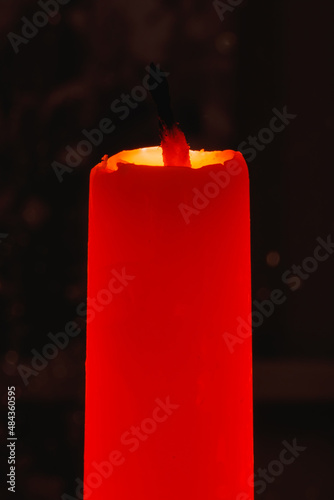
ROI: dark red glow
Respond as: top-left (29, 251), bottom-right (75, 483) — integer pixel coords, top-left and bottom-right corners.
top-left (160, 124), bottom-right (192, 167)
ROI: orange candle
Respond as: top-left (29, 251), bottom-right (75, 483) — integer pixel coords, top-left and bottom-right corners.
top-left (84, 137), bottom-right (253, 499)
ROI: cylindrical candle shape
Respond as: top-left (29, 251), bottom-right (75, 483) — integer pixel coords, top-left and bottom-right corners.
top-left (84, 147), bottom-right (253, 500)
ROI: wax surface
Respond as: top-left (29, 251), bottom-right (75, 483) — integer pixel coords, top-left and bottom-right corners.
top-left (84, 147), bottom-right (253, 500)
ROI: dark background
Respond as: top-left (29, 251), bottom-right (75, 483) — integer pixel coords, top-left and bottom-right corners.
top-left (1, 0), bottom-right (334, 498)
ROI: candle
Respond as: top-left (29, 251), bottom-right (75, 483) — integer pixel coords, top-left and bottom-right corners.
top-left (83, 124), bottom-right (253, 498)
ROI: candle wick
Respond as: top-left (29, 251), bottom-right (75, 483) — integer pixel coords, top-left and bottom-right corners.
top-left (148, 63), bottom-right (175, 131)
top-left (149, 63), bottom-right (192, 168)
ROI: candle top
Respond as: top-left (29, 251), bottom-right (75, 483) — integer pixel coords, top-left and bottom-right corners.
top-left (96, 147), bottom-right (237, 172)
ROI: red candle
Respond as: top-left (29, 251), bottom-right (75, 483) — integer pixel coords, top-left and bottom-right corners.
top-left (84, 132), bottom-right (253, 499)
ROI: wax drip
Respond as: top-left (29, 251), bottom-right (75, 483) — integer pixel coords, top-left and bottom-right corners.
top-left (149, 63), bottom-right (192, 167)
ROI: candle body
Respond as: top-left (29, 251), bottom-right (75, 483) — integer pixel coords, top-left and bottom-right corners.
top-left (84, 150), bottom-right (253, 499)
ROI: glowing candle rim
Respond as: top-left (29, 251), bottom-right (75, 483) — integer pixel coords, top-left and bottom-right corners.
top-left (95, 146), bottom-right (243, 172)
